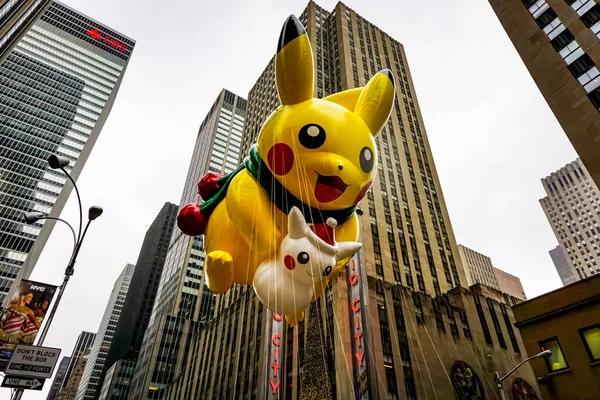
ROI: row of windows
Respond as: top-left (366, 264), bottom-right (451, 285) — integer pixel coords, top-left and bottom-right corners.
top-left (41, 4), bottom-right (133, 61)
top-left (540, 324), bottom-right (600, 372)
top-left (0, 157), bottom-right (66, 188)
top-left (523, 0), bottom-right (600, 109)
top-left (28, 24), bottom-right (124, 77)
top-left (23, 40), bottom-right (121, 90)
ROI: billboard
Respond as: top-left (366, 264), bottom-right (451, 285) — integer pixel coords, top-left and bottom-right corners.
top-left (0, 280), bottom-right (57, 370)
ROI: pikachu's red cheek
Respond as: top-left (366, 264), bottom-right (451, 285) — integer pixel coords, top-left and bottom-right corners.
top-left (267, 143), bottom-right (294, 175)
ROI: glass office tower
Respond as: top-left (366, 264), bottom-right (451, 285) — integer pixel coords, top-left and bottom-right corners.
top-left (0, 1), bottom-right (135, 302)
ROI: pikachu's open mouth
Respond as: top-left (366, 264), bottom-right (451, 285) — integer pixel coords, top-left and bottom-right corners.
top-left (315, 173), bottom-right (348, 203)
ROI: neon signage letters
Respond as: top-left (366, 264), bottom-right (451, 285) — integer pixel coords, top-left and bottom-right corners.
top-left (269, 313), bottom-right (283, 397)
top-left (86, 29), bottom-right (127, 52)
top-left (348, 257), bottom-right (369, 398)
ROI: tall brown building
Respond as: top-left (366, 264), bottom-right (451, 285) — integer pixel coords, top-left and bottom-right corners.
top-left (164, 2), bottom-right (542, 399)
top-left (489, 0), bottom-right (600, 187)
top-left (57, 349), bottom-right (91, 400)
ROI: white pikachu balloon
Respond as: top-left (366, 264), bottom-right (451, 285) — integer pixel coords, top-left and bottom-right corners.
top-left (253, 206), bottom-right (362, 317)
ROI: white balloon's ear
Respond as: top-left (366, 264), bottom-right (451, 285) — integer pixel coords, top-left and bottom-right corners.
top-left (288, 207), bottom-right (307, 239)
top-left (335, 242), bottom-right (362, 260)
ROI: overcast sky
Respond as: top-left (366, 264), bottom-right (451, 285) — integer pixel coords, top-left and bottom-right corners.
top-left (5, 0), bottom-right (579, 398)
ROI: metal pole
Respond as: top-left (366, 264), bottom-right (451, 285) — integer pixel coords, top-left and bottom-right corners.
top-left (60, 166), bottom-right (83, 242)
top-left (11, 219), bottom-right (92, 400)
top-left (33, 275), bottom-right (70, 347)
top-left (494, 351), bottom-right (550, 400)
top-left (494, 371), bottom-right (507, 400)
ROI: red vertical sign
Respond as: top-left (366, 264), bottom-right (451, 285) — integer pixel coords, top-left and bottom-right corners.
top-left (347, 257), bottom-right (369, 398)
top-left (268, 313), bottom-right (284, 398)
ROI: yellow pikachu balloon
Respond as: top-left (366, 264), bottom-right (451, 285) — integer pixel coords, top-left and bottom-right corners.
top-left (177, 14), bottom-right (396, 324)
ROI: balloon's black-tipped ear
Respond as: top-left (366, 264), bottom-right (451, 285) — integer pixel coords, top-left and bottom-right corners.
top-left (276, 15), bottom-right (314, 105)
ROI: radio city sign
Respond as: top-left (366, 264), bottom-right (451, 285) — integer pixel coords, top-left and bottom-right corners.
top-left (347, 257), bottom-right (369, 399)
top-left (268, 313), bottom-right (283, 398)
top-left (86, 29), bottom-right (127, 52)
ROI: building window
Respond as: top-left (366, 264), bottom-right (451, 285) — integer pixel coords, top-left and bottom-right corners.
top-left (539, 338), bottom-right (569, 372)
top-left (550, 29), bottom-right (574, 51)
top-left (486, 299), bottom-right (507, 349)
top-left (536, 8), bottom-right (558, 29)
top-left (581, 4), bottom-right (600, 27)
top-left (587, 85), bottom-right (600, 108)
top-left (579, 324), bottom-right (600, 361)
top-left (473, 294), bottom-right (493, 345)
top-left (567, 53), bottom-right (596, 78)
top-left (500, 304), bottom-right (520, 353)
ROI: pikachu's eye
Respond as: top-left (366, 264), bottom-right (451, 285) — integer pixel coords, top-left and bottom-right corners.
top-left (299, 124), bottom-right (326, 149)
top-left (360, 147), bottom-right (374, 173)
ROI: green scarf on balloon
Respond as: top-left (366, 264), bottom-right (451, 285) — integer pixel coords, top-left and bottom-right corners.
top-left (199, 145), bottom-right (357, 224)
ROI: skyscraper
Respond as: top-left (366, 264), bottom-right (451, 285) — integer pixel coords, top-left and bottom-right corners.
top-left (458, 244), bottom-right (501, 289)
top-left (47, 356), bottom-right (71, 400)
top-left (0, 0), bottom-right (51, 62)
top-left (97, 360), bottom-right (135, 400)
top-left (540, 158), bottom-right (600, 282)
top-left (100, 202), bottom-right (178, 398)
top-left (242, 3), bottom-right (466, 296)
top-left (58, 348), bottom-right (91, 400)
top-left (493, 267), bottom-right (527, 301)
top-left (458, 244), bottom-right (526, 301)
top-left (166, 2), bottom-right (540, 399)
top-left (0, 0), bottom-right (135, 303)
top-left (129, 89), bottom-right (246, 399)
top-left (488, 0), bottom-right (600, 186)
top-left (549, 245), bottom-right (578, 285)
top-left (59, 331), bottom-right (96, 396)
top-left (75, 264), bottom-right (134, 400)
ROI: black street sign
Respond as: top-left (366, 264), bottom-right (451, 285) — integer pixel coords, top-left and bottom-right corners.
top-left (1, 375), bottom-right (45, 391)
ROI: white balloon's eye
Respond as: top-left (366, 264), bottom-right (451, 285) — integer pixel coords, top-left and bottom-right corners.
top-left (297, 252), bottom-right (310, 264)
top-left (323, 265), bottom-right (333, 276)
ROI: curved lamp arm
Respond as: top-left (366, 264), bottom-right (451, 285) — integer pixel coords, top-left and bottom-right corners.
top-left (32, 216), bottom-right (77, 257)
top-left (500, 350), bottom-right (552, 383)
top-left (47, 155), bottom-right (83, 242)
top-left (60, 168), bottom-right (83, 242)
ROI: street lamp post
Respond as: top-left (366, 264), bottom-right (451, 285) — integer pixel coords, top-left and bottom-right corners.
top-left (10, 155), bottom-right (102, 400)
top-left (494, 349), bottom-right (552, 400)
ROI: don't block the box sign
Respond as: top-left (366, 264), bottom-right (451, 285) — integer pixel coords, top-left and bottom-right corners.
top-left (6, 345), bottom-right (61, 379)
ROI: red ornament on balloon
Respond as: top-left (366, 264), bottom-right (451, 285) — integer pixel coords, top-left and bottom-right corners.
top-left (198, 172), bottom-right (222, 200)
top-left (177, 203), bottom-right (207, 236)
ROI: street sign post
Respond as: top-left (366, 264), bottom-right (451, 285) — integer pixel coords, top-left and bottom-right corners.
top-left (1, 375), bottom-right (45, 391)
top-left (5, 344), bottom-right (61, 379)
